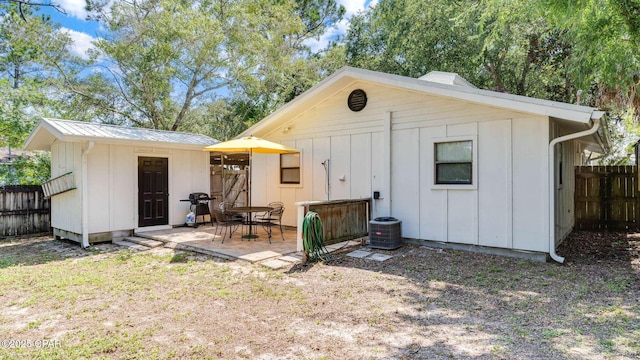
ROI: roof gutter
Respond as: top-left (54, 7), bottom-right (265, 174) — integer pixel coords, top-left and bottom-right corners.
top-left (81, 141), bottom-right (95, 249)
top-left (548, 114), bottom-right (603, 263)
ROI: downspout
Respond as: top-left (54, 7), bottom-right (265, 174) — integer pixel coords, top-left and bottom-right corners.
top-left (81, 141), bottom-right (95, 249)
top-left (548, 115), bottom-right (602, 263)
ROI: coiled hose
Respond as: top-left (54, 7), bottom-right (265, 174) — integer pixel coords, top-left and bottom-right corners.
top-left (302, 211), bottom-right (330, 262)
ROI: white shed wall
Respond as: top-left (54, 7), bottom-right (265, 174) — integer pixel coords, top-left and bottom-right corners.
top-left (250, 81), bottom-right (552, 253)
top-left (51, 141), bottom-right (209, 236)
top-left (50, 140), bottom-right (83, 234)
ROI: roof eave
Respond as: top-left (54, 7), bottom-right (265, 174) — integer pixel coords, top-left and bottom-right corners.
top-left (240, 67), bottom-right (599, 138)
top-left (54, 135), bottom-right (212, 150)
top-left (25, 118), bottom-right (217, 151)
top-left (23, 119), bottom-right (64, 151)
top-left (594, 112), bottom-right (612, 153)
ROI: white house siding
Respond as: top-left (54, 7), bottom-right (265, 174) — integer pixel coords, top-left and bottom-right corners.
top-left (311, 137), bottom-right (330, 201)
top-left (478, 120), bottom-right (512, 248)
top-left (87, 143), bottom-right (112, 233)
top-left (251, 81), bottom-right (553, 252)
top-left (169, 147), bottom-right (210, 226)
top-left (328, 135), bottom-right (349, 200)
top-left (550, 120), bottom-right (582, 246)
top-left (392, 128), bottom-right (420, 238)
top-left (110, 145), bottom-right (136, 231)
top-left (511, 117), bottom-right (550, 252)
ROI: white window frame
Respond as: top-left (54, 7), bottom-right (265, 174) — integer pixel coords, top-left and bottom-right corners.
top-left (430, 135), bottom-right (478, 190)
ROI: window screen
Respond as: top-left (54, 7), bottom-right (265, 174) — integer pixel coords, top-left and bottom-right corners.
top-left (435, 140), bottom-right (472, 184)
top-left (280, 153), bottom-right (300, 184)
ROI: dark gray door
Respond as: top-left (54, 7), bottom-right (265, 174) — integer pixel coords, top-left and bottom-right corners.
top-left (138, 157), bottom-right (169, 227)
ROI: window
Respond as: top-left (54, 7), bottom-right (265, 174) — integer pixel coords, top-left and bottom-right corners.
top-left (280, 152), bottom-right (300, 184)
top-left (435, 140), bottom-right (473, 185)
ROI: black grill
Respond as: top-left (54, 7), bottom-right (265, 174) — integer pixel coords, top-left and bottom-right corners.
top-left (188, 192), bottom-right (212, 224)
top-left (188, 192), bottom-right (210, 205)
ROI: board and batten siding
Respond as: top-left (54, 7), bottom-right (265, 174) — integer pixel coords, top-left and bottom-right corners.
top-left (50, 141), bottom-right (209, 236)
top-left (50, 140), bottom-right (83, 235)
top-left (250, 81), bottom-right (552, 253)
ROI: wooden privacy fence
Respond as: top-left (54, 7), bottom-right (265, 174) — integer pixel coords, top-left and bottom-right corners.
top-left (0, 185), bottom-right (51, 237)
top-left (575, 166), bottom-right (638, 230)
top-left (300, 198), bottom-right (371, 246)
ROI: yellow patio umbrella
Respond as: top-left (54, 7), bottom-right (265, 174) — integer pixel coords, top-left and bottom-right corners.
top-left (204, 136), bottom-right (298, 207)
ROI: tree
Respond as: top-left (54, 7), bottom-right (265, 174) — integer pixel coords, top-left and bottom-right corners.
top-left (0, 152), bottom-right (50, 185)
top-left (0, 4), bottom-right (71, 147)
top-left (0, 4), bottom-right (74, 184)
top-left (0, 0), bottom-right (65, 19)
top-left (345, 0), bottom-right (486, 84)
top-left (345, 0), bottom-right (578, 102)
top-left (538, 0), bottom-right (640, 163)
top-left (226, 0), bottom-right (346, 125)
top-left (65, 0), bottom-right (345, 133)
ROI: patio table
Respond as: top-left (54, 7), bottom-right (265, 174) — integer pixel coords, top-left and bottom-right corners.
top-left (228, 206), bottom-right (273, 239)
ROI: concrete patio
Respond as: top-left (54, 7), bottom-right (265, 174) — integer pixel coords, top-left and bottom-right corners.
top-left (126, 223), bottom-right (364, 268)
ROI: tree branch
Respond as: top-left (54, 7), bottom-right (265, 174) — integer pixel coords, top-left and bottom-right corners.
top-left (0, 0), bottom-right (67, 16)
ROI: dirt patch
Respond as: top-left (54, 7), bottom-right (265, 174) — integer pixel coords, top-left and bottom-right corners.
top-left (558, 230), bottom-right (640, 266)
top-left (0, 233), bottom-right (638, 359)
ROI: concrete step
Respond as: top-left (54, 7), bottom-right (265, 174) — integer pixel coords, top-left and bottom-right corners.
top-left (124, 236), bottom-right (164, 248)
top-left (113, 239), bottom-right (151, 251)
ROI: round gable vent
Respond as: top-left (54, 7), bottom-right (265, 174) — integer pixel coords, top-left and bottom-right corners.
top-left (347, 89), bottom-right (367, 112)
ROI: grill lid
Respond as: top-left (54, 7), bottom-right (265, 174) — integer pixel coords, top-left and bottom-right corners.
top-left (188, 192), bottom-right (209, 204)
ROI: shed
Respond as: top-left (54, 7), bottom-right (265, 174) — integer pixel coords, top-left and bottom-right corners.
top-left (238, 67), bottom-right (610, 262)
top-left (24, 118), bottom-right (217, 247)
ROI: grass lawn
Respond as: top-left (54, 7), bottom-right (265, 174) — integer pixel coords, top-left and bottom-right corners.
top-left (0, 232), bottom-right (638, 359)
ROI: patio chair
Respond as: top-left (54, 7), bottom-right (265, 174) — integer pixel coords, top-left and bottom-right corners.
top-left (253, 201), bottom-right (283, 233)
top-left (255, 205), bottom-right (285, 243)
top-left (254, 202), bottom-right (283, 221)
top-left (220, 201), bottom-right (244, 221)
top-left (212, 209), bottom-right (242, 243)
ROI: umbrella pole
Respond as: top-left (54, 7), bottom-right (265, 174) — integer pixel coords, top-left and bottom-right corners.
top-left (221, 153), bottom-right (225, 205)
top-left (249, 149), bottom-right (252, 208)
top-left (242, 149), bottom-right (258, 239)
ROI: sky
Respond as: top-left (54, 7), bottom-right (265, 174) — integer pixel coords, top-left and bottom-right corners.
top-left (42, 0), bottom-right (378, 60)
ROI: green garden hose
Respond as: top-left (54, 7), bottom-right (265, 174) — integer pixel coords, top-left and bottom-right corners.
top-left (302, 211), bottom-right (330, 262)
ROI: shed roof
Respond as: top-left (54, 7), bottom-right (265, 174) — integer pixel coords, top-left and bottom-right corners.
top-left (24, 118), bottom-right (218, 151)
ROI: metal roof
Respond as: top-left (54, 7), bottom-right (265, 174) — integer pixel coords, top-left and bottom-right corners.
top-left (25, 118), bottom-right (219, 150)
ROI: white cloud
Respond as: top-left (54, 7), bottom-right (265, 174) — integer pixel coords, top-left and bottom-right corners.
top-left (338, 0), bottom-right (369, 17)
top-left (55, 0), bottom-right (89, 20)
top-left (304, 19), bottom-right (350, 52)
top-left (304, 0), bottom-right (377, 52)
top-left (60, 28), bottom-right (96, 60)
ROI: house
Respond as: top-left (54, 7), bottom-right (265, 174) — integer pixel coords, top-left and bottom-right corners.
top-left (24, 118), bottom-right (217, 247)
top-left (0, 147), bottom-right (32, 164)
top-left (238, 67), bottom-right (609, 262)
